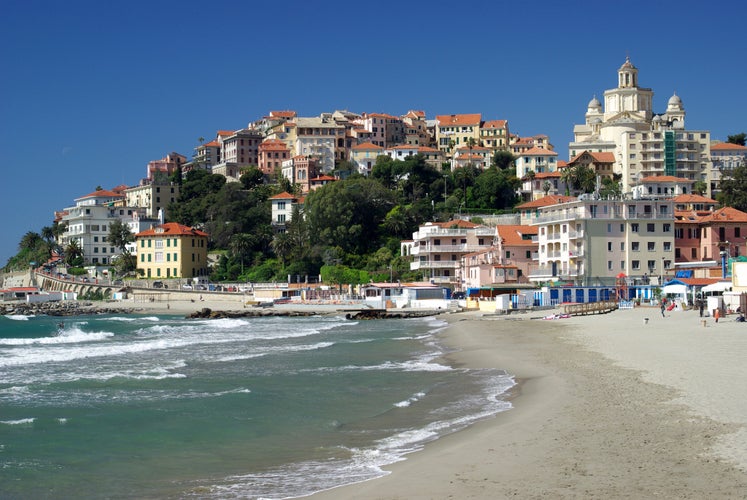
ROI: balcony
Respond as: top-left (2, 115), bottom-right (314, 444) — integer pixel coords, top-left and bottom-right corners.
top-left (410, 260), bottom-right (460, 271)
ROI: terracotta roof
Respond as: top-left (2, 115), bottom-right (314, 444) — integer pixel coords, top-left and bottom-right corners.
top-left (711, 142), bottom-right (747, 151)
top-left (675, 277), bottom-right (723, 286)
top-left (557, 160), bottom-right (568, 168)
top-left (202, 140), bottom-right (220, 147)
top-left (520, 146), bottom-right (558, 156)
top-left (311, 175), bottom-right (337, 181)
top-left (136, 222), bottom-right (208, 238)
top-left (405, 110), bottom-right (426, 118)
top-left (270, 110), bottom-right (297, 118)
top-left (640, 175), bottom-right (693, 184)
top-left (76, 189), bottom-right (125, 200)
top-left (352, 142), bottom-right (385, 150)
top-left (436, 114), bottom-right (481, 126)
top-left (482, 119), bottom-right (507, 129)
top-left (259, 139), bottom-right (289, 151)
top-left (418, 146), bottom-right (441, 153)
top-left (672, 193), bottom-right (717, 204)
top-left (567, 150), bottom-right (614, 164)
top-left (699, 206), bottom-right (747, 223)
top-left (388, 144), bottom-right (418, 150)
top-left (456, 145), bottom-right (490, 152)
top-left (496, 225), bottom-right (538, 246)
top-left (269, 192), bottom-right (296, 200)
top-left (217, 130), bottom-right (234, 137)
top-left (534, 171), bottom-right (561, 179)
top-left (516, 194), bottom-right (576, 209)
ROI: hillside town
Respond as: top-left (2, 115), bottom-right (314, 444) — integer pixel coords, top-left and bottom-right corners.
top-left (5, 57), bottom-right (747, 312)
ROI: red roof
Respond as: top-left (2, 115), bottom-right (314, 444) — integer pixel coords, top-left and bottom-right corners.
top-left (711, 142), bottom-right (747, 152)
top-left (270, 110), bottom-right (297, 118)
top-left (496, 225), bottom-right (538, 246)
top-left (699, 206), bottom-right (747, 223)
top-left (76, 189), bottom-right (125, 200)
top-left (482, 119), bottom-right (507, 129)
top-left (136, 222), bottom-right (208, 238)
top-left (436, 114), bottom-right (481, 126)
top-left (640, 175), bottom-right (693, 184)
top-left (672, 193), bottom-right (717, 204)
top-left (352, 142), bottom-right (384, 150)
top-left (269, 192), bottom-right (296, 200)
top-left (520, 146), bottom-right (558, 156)
top-left (516, 194), bottom-right (576, 209)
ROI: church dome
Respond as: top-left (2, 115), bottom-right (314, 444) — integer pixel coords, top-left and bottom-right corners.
top-left (587, 96), bottom-right (602, 109)
top-left (668, 93), bottom-right (682, 106)
top-left (619, 56), bottom-right (636, 71)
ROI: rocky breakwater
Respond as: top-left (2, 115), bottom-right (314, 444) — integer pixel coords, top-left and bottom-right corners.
top-left (186, 307), bottom-right (319, 319)
top-left (1, 301), bottom-right (138, 317)
top-left (344, 309), bottom-right (445, 320)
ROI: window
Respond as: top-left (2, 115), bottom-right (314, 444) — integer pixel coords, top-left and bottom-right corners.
top-left (692, 248), bottom-right (697, 259)
top-left (647, 224), bottom-right (655, 232)
top-left (631, 223), bottom-right (639, 233)
top-left (647, 260), bottom-right (656, 270)
top-left (632, 260), bottom-right (640, 270)
top-left (620, 242), bottom-right (624, 251)
top-left (608, 242), bottom-right (612, 252)
top-left (620, 261), bottom-right (625, 269)
top-left (632, 242), bottom-right (639, 251)
top-left (736, 227), bottom-right (742, 238)
top-left (663, 224), bottom-right (671, 233)
top-left (664, 242), bottom-right (671, 252)
top-left (648, 242), bottom-right (655, 251)
top-left (608, 261), bottom-right (613, 270)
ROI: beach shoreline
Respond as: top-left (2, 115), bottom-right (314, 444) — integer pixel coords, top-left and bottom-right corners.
top-left (309, 306), bottom-right (747, 499)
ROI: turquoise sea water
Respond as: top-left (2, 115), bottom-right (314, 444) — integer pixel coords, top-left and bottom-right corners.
top-left (0, 313), bottom-right (513, 499)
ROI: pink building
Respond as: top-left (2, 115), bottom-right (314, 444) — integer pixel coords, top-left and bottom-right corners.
top-left (259, 139), bottom-right (291, 175)
top-left (146, 152), bottom-right (186, 181)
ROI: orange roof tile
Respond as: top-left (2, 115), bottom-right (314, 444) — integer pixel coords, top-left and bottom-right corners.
top-left (136, 222), bottom-right (208, 238)
top-left (432, 219), bottom-right (483, 229)
top-left (482, 119), bottom-right (507, 128)
top-left (76, 189), bottom-right (125, 200)
top-left (270, 110), bottom-right (297, 118)
top-left (496, 225), bottom-right (538, 246)
top-left (259, 139), bottom-right (289, 151)
top-left (269, 192), bottom-right (297, 200)
top-left (640, 175), bottom-right (693, 184)
top-left (520, 146), bottom-right (558, 156)
top-left (516, 194), bottom-right (576, 209)
top-left (217, 130), bottom-right (234, 137)
top-left (418, 146), bottom-right (441, 153)
top-left (436, 114), bottom-right (481, 126)
top-left (711, 142), bottom-right (747, 151)
top-left (699, 206), bottom-right (747, 223)
top-left (672, 193), bottom-right (717, 204)
top-left (352, 142), bottom-right (385, 150)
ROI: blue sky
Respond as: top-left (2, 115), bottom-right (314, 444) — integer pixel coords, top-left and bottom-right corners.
top-left (1, 0), bottom-right (745, 265)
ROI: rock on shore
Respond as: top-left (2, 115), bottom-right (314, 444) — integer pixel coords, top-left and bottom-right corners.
top-left (1, 301), bottom-right (138, 316)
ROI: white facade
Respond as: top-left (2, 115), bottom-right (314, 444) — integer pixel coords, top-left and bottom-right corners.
top-left (124, 183), bottom-right (179, 218)
top-left (569, 57), bottom-right (713, 195)
top-left (61, 191), bottom-right (145, 266)
top-left (530, 198), bottom-right (675, 285)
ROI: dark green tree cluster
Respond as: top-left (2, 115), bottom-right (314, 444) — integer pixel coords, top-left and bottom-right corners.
top-left (3, 222), bottom-right (66, 271)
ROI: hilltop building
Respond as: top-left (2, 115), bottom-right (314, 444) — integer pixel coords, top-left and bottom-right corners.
top-left (569, 57), bottom-right (712, 195)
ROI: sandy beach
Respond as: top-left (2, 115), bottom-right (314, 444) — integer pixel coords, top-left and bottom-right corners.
top-left (307, 305), bottom-right (747, 499)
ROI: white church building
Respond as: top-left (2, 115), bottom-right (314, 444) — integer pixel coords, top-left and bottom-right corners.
top-left (569, 57), bottom-right (712, 196)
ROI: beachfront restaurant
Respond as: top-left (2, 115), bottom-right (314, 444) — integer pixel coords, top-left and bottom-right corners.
top-left (361, 282), bottom-right (450, 309)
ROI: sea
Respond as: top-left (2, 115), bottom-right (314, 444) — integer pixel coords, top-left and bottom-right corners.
top-left (0, 312), bottom-right (514, 499)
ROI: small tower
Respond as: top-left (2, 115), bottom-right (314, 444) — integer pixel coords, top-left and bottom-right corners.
top-left (618, 56), bottom-right (638, 88)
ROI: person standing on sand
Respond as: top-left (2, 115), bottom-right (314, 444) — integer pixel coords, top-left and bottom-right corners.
top-left (699, 300), bottom-right (704, 317)
top-left (660, 300), bottom-right (666, 317)
top-left (714, 308), bottom-right (720, 323)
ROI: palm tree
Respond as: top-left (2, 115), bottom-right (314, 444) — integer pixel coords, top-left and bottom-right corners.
top-left (19, 231), bottom-right (43, 251)
top-left (64, 239), bottom-right (84, 267)
top-left (465, 137), bottom-right (477, 168)
top-left (271, 232), bottom-right (293, 267)
top-left (542, 180), bottom-right (552, 196)
top-left (230, 233), bottom-right (254, 275)
top-left (525, 170), bottom-right (536, 198)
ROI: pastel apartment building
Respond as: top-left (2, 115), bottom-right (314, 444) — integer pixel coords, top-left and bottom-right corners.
top-left (135, 222), bottom-right (208, 279)
top-left (124, 182), bottom-right (180, 219)
top-left (675, 206), bottom-right (747, 264)
top-left (60, 189), bottom-right (144, 266)
top-left (269, 192), bottom-right (303, 233)
top-left (529, 198), bottom-right (675, 285)
top-left (401, 220), bottom-right (496, 287)
top-left (480, 120), bottom-right (510, 151)
top-left (436, 113), bottom-right (481, 156)
top-left (258, 139), bottom-right (291, 176)
top-left (212, 128), bottom-right (263, 181)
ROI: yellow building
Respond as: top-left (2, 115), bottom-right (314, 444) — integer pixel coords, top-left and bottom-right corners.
top-left (135, 222), bottom-right (209, 279)
top-left (436, 113), bottom-right (481, 156)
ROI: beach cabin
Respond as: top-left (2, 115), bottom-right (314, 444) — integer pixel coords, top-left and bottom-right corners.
top-left (1, 287), bottom-right (40, 301)
top-left (361, 283), bottom-right (450, 309)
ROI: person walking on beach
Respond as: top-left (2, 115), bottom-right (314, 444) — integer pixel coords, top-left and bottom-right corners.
top-left (714, 308), bottom-right (720, 323)
top-left (660, 300), bottom-right (666, 318)
top-left (699, 300), bottom-right (704, 317)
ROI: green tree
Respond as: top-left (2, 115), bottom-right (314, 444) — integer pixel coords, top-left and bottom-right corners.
top-left (492, 150), bottom-right (516, 170)
top-left (471, 166), bottom-right (520, 209)
top-left (240, 166), bottom-right (265, 190)
top-left (718, 163), bottom-right (747, 211)
top-left (230, 233), bottom-right (254, 274)
top-left (305, 177), bottom-right (396, 256)
top-left (693, 180), bottom-right (708, 196)
top-left (727, 133), bottom-right (746, 146)
top-left (64, 239), bottom-right (84, 267)
top-left (108, 220), bottom-right (136, 274)
top-left (271, 231), bottom-right (293, 267)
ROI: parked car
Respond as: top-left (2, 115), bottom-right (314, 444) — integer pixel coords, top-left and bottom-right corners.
top-left (182, 284), bottom-right (193, 290)
top-left (112, 279), bottom-right (124, 286)
top-left (153, 281), bottom-right (164, 289)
